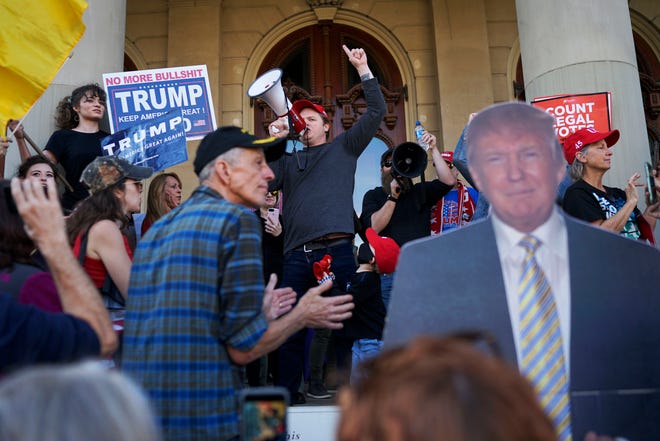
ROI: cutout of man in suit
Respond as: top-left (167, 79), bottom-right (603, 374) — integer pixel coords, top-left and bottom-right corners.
top-left (384, 102), bottom-right (660, 441)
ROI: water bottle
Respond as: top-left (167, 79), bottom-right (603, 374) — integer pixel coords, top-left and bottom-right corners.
top-left (415, 120), bottom-right (429, 150)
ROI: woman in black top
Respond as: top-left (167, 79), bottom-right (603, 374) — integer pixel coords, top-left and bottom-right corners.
top-left (44, 84), bottom-right (109, 211)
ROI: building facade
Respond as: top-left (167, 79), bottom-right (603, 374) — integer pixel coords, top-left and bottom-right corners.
top-left (9, 0), bottom-right (660, 218)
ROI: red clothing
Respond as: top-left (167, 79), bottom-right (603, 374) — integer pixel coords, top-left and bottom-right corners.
top-left (72, 232), bottom-right (133, 288)
top-left (141, 216), bottom-right (153, 237)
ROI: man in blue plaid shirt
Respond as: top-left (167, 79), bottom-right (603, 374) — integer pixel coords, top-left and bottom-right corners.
top-left (122, 126), bottom-right (354, 441)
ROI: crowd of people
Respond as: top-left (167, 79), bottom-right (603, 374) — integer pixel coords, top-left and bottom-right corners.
top-left (1, 43), bottom-right (659, 441)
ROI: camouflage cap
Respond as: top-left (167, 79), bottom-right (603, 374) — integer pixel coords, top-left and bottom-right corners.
top-left (81, 156), bottom-right (153, 194)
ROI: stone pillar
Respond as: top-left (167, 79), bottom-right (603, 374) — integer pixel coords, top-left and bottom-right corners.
top-left (4, 0), bottom-right (126, 176)
top-left (431, 0), bottom-right (494, 150)
top-left (166, 0), bottom-right (222, 196)
top-left (516, 0), bottom-right (650, 194)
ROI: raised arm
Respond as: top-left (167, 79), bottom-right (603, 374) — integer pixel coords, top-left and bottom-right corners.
top-left (343, 44), bottom-right (373, 80)
top-left (426, 133), bottom-right (456, 188)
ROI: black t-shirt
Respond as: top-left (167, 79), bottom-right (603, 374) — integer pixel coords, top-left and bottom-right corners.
top-left (360, 180), bottom-right (452, 246)
top-left (258, 214), bottom-right (284, 285)
top-left (45, 129), bottom-right (108, 210)
top-left (339, 271), bottom-right (385, 341)
top-left (0, 294), bottom-right (100, 373)
top-left (563, 179), bottom-right (642, 240)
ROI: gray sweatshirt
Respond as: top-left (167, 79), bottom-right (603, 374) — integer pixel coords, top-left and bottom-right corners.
top-left (269, 78), bottom-right (386, 253)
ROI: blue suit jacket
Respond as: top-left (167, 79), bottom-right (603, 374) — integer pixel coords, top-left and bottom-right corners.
top-left (384, 215), bottom-right (660, 440)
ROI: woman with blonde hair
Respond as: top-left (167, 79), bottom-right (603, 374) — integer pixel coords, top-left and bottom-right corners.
top-left (141, 172), bottom-right (182, 236)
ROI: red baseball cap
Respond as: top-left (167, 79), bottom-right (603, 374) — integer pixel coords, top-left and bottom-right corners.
top-left (365, 228), bottom-right (401, 274)
top-left (441, 151), bottom-right (453, 164)
top-left (291, 99), bottom-right (328, 120)
top-left (562, 127), bottom-right (620, 165)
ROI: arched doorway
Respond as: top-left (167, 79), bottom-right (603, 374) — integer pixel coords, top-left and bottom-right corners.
top-left (634, 32), bottom-right (660, 166)
top-left (251, 24), bottom-right (405, 147)
top-left (250, 23), bottom-right (406, 219)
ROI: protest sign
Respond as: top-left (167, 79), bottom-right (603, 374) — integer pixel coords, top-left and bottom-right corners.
top-left (103, 65), bottom-right (216, 140)
top-left (101, 109), bottom-right (188, 172)
top-left (531, 92), bottom-right (612, 140)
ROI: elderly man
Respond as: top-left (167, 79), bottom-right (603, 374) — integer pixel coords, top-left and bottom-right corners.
top-left (383, 102), bottom-right (660, 441)
top-left (122, 126), bottom-right (354, 441)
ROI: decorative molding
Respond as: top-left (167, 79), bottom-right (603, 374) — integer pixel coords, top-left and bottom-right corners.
top-left (640, 73), bottom-right (660, 119)
top-left (168, 0), bottom-right (222, 7)
top-left (307, 0), bottom-right (343, 6)
top-left (243, 9), bottom-right (416, 134)
top-left (336, 83), bottom-right (400, 146)
top-left (307, 0), bottom-right (343, 20)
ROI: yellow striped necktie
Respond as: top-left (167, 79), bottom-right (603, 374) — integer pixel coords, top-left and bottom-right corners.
top-left (518, 235), bottom-right (572, 441)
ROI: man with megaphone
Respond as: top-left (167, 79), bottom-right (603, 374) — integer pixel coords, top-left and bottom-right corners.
top-left (360, 131), bottom-right (456, 309)
top-left (264, 44), bottom-right (386, 404)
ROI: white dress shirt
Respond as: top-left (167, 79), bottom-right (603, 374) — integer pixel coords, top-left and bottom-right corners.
top-left (491, 207), bottom-right (571, 374)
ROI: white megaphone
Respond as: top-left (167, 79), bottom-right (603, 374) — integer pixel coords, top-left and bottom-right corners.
top-left (247, 68), bottom-right (307, 136)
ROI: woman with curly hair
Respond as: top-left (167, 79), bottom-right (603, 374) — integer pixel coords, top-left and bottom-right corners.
top-left (43, 84), bottom-right (109, 211)
top-left (141, 172), bottom-right (183, 236)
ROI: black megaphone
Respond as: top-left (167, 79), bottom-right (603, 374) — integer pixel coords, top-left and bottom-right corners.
top-left (391, 142), bottom-right (428, 179)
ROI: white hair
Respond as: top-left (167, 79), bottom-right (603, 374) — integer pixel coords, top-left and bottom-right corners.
top-left (0, 361), bottom-right (162, 441)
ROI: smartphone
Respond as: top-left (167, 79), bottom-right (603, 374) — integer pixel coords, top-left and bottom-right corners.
top-left (645, 162), bottom-right (657, 205)
top-left (267, 207), bottom-right (279, 223)
top-left (240, 387), bottom-right (289, 441)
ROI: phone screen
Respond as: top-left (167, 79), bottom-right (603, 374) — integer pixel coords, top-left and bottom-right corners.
top-left (240, 388), bottom-right (288, 441)
top-left (645, 162), bottom-right (657, 205)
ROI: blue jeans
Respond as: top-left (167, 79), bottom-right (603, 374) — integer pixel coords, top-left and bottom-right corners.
top-left (380, 272), bottom-right (394, 310)
top-left (276, 241), bottom-right (356, 395)
top-left (351, 339), bottom-right (383, 384)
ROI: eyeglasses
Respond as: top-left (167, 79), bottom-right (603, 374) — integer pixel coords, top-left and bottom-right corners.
top-left (267, 190), bottom-right (279, 197)
top-left (382, 160), bottom-right (393, 168)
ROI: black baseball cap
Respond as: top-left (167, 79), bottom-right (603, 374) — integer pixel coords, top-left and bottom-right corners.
top-left (193, 126), bottom-right (286, 175)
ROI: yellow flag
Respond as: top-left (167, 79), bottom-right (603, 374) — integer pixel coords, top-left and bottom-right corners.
top-left (0, 0), bottom-right (88, 130)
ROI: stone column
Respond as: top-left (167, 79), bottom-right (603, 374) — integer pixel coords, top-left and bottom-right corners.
top-left (431, 0), bottom-right (495, 150)
top-left (516, 0), bottom-right (650, 193)
top-left (166, 0), bottom-right (222, 196)
top-left (4, 0), bottom-right (126, 176)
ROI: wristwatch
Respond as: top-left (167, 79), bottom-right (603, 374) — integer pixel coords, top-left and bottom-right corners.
top-left (387, 194), bottom-right (398, 203)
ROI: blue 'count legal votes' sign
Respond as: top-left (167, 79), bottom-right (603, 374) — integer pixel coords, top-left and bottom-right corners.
top-left (103, 65), bottom-right (217, 141)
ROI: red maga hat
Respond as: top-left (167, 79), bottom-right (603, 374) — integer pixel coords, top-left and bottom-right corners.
top-left (291, 99), bottom-right (328, 120)
top-left (365, 228), bottom-right (400, 274)
top-left (441, 151), bottom-right (454, 164)
top-left (562, 127), bottom-right (620, 165)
